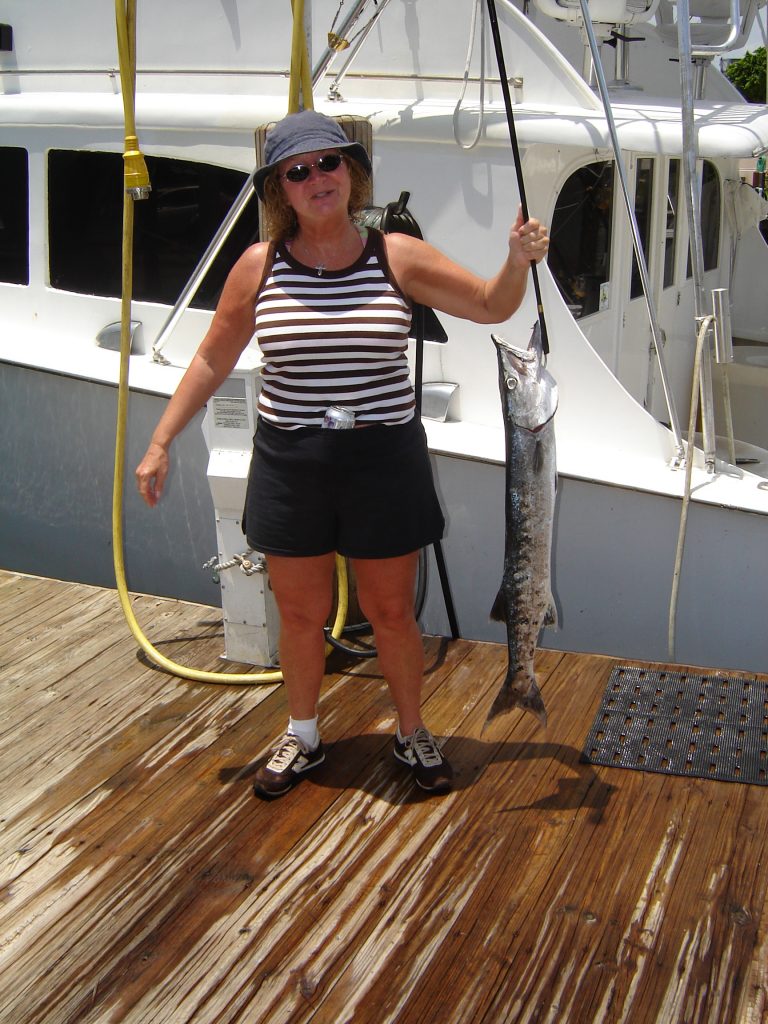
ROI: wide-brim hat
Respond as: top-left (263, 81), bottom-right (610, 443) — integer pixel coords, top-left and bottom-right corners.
top-left (254, 110), bottom-right (372, 200)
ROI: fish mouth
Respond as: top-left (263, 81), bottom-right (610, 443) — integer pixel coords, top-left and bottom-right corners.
top-left (491, 332), bottom-right (536, 363)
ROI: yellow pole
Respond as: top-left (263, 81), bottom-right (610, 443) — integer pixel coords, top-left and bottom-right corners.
top-left (289, 0), bottom-right (314, 112)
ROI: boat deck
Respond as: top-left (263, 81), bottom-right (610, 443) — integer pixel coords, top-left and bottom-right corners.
top-left (1, 569), bottom-right (766, 1024)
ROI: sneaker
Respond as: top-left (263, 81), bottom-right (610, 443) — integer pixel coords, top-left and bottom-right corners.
top-left (253, 734), bottom-right (325, 799)
top-left (394, 726), bottom-right (453, 793)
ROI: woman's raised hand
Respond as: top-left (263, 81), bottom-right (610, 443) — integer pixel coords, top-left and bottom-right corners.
top-left (508, 205), bottom-right (549, 269)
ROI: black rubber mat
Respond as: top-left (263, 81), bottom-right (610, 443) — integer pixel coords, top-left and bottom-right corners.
top-left (581, 665), bottom-right (768, 785)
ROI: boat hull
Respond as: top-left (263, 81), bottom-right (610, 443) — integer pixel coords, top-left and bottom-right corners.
top-left (4, 362), bottom-right (766, 676)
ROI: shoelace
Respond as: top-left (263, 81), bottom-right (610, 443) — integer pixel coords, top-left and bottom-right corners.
top-left (268, 735), bottom-right (305, 771)
top-left (409, 727), bottom-right (443, 767)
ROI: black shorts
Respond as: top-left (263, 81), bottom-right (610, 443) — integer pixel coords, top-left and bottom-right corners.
top-left (243, 416), bottom-right (445, 558)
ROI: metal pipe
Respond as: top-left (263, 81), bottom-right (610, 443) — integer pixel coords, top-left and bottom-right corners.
top-left (712, 286), bottom-right (736, 464)
top-left (688, 0), bottom-right (742, 54)
top-left (310, 0), bottom-right (377, 84)
top-left (614, 31), bottom-right (630, 87)
top-left (327, 0), bottom-right (394, 101)
top-left (711, 288), bottom-right (733, 366)
top-left (578, 0), bottom-right (684, 461)
top-left (677, 0), bottom-right (717, 472)
top-left (152, 173), bottom-right (255, 361)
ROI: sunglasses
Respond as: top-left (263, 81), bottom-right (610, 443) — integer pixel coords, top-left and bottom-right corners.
top-left (280, 153), bottom-right (345, 184)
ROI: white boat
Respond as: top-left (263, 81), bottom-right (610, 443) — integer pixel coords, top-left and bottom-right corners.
top-left (1, 0), bottom-right (767, 674)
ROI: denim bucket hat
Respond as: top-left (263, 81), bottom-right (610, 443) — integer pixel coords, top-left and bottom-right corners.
top-left (254, 110), bottom-right (372, 200)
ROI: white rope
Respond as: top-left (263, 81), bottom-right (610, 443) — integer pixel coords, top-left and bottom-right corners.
top-left (668, 314), bottom-right (715, 661)
top-left (203, 550), bottom-right (265, 578)
top-left (453, 0), bottom-right (486, 151)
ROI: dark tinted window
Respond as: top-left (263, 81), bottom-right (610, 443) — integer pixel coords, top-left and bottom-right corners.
top-left (0, 147), bottom-right (29, 285)
top-left (663, 159), bottom-right (680, 288)
top-left (48, 151), bottom-right (259, 308)
top-left (701, 160), bottom-right (720, 271)
top-left (686, 159), bottom-right (721, 277)
top-left (630, 157), bottom-right (654, 300)
top-left (549, 161), bottom-right (613, 319)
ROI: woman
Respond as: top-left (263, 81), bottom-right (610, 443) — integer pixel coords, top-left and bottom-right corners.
top-left (135, 109), bottom-right (549, 799)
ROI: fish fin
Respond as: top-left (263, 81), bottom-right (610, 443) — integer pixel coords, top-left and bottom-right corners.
top-left (533, 437), bottom-right (545, 474)
top-left (485, 673), bottom-right (548, 729)
top-left (543, 596), bottom-right (558, 630)
top-left (489, 587), bottom-right (506, 623)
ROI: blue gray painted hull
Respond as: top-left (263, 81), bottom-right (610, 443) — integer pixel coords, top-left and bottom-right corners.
top-left (3, 363), bottom-right (767, 676)
top-left (0, 363), bottom-right (219, 607)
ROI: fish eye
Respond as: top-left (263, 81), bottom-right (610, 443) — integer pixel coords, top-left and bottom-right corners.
top-left (506, 377), bottom-right (518, 391)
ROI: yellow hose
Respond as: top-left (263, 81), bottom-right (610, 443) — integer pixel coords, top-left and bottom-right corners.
top-left (112, 0), bottom-right (346, 684)
top-left (289, 0), bottom-right (314, 113)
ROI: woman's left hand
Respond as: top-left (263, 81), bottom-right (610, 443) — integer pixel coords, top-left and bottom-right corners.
top-left (508, 206), bottom-right (549, 269)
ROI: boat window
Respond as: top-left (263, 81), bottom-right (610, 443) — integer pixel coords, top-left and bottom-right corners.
top-left (701, 160), bottom-right (720, 271)
top-left (685, 160), bottom-right (721, 277)
top-left (0, 147), bottom-right (29, 285)
top-left (663, 159), bottom-right (680, 288)
top-left (630, 157), bottom-right (654, 299)
top-left (48, 151), bottom-right (259, 308)
top-left (549, 161), bottom-right (613, 318)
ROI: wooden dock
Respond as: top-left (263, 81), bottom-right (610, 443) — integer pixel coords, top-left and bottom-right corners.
top-left (1, 569), bottom-right (766, 1024)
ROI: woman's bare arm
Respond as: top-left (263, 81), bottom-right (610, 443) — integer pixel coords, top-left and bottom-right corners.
top-left (135, 242), bottom-right (269, 506)
top-left (384, 208), bottom-right (548, 325)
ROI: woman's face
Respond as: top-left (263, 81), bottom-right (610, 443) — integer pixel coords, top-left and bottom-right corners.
top-left (277, 148), bottom-right (351, 223)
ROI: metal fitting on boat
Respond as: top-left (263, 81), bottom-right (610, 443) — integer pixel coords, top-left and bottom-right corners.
top-left (123, 136), bottom-right (151, 200)
top-left (202, 551), bottom-right (266, 583)
top-left (711, 288), bottom-right (733, 364)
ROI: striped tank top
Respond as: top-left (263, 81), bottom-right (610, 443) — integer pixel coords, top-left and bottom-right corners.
top-left (254, 228), bottom-right (415, 429)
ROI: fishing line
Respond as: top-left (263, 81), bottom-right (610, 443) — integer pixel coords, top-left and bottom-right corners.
top-left (484, 0), bottom-right (550, 354)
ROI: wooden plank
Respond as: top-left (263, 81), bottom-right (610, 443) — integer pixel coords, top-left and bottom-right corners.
top-left (0, 572), bottom-right (75, 630)
top-left (46, 648), bottom-right (589, 1024)
top-left (1, 572), bottom-right (768, 1024)
top-left (69, 642), bottom-right (500, 1024)
top-left (0, 636), bottom-right (471, 1023)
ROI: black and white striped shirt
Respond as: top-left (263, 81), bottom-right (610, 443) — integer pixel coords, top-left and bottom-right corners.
top-left (254, 229), bottom-right (415, 429)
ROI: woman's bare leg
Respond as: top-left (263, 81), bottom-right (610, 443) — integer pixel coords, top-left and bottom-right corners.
top-left (265, 552), bottom-right (336, 719)
top-left (351, 551), bottom-right (424, 735)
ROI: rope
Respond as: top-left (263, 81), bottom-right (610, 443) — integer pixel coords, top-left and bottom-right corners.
top-left (667, 315), bottom-right (714, 661)
top-left (453, 0), bottom-right (486, 151)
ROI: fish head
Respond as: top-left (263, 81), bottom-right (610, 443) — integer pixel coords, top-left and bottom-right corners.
top-left (492, 326), bottom-right (558, 431)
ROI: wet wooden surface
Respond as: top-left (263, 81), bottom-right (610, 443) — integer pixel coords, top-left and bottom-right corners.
top-left (0, 569), bottom-right (766, 1024)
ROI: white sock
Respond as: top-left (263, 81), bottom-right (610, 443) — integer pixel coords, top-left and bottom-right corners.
top-left (288, 716), bottom-right (320, 750)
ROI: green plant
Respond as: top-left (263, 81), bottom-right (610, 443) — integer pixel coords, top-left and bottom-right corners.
top-left (725, 47), bottom-right (767, 103)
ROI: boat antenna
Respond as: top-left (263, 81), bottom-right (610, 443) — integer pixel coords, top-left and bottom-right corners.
top-left (484, 0), bottom-right (550, 354)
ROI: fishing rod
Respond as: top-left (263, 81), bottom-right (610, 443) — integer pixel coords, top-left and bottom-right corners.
top-left (484, 0), bottom-right (550, 355)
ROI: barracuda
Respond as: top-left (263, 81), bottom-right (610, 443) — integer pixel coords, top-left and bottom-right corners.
top-left (487, 325), bottom-right (558, 727)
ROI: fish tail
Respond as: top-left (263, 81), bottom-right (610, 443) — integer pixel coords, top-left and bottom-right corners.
top-left (485, 671), bottom-right (548, 728)
top-left (543, 594), bottom-right (558, 630)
